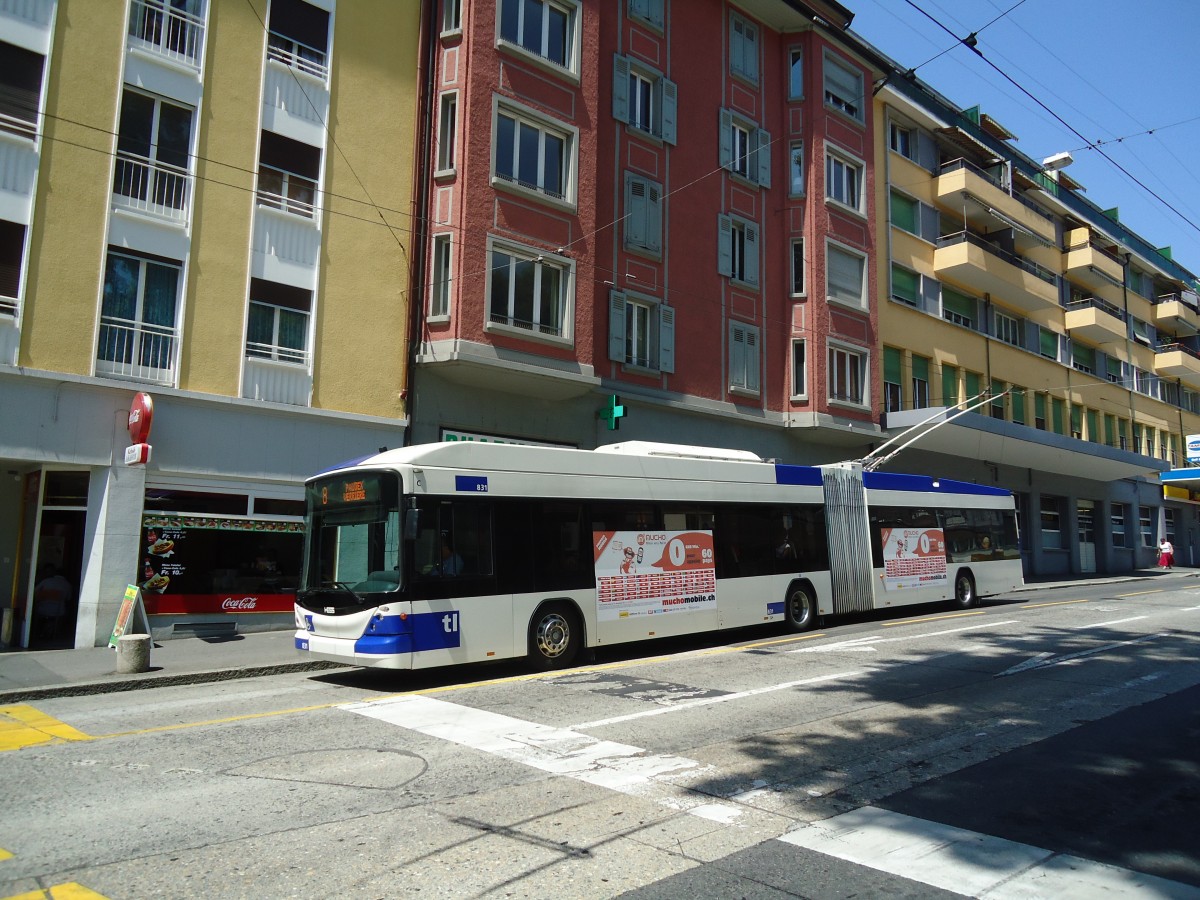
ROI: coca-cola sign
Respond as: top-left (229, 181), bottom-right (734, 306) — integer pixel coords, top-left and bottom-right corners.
top-left (222, 597), bottom-right (259, 611)
top-left (141, 593), bottom-right (295, 615)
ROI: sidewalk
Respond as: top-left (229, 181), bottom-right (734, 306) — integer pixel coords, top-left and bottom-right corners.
top-left (0, 568), bottom-right (1192, 703)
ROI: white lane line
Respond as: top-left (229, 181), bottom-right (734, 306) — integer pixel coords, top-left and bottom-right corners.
top-left (343, 694), bottom-right (745, 822)
top-left (1071, 615), bottom-right (1147, 630)
top-left (996, 633), bottom-right (1163, 677)
top-left (571, 671), bottom-right (867, 730)
top-left (779, 806), bottom-right (1193, 899)
top-left (790, 620), bottom-right (1020, 653)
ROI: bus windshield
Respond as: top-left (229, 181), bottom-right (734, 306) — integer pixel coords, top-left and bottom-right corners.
top-left (302, 471), bottom-right (403, 595)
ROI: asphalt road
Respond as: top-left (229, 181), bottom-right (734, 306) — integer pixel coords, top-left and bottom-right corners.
top-left (1, 579), bottom-right (1198, 899)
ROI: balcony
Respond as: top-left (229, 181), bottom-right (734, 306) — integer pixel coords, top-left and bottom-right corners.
top-left (1155, 342), bottom-right (1200, 389)
top-left (1155, 291), bottom-right (1200, 336)
top-left (127, 0), bottom-right (205, 69)
top-left (96, 317), bottom-right (178, 385)
top-left (1063, 228), bottom-right (1124, 292)
top-left (1065, 297), bottom-right (1126, 344)
top-left (935, 158), bottom-right (1055, 247)
top-left (242, 353), bottom-right (311, 406)
top-left (933, 231), bottom-right (1059, 314)
top-left (112, 153), bottom-right (192, 224)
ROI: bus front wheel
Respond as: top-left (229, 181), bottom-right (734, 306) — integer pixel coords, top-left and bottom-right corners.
top-left (953, 570), bottom-right (977, 609)
top-left (528, 602), bottom-right (581, 670)
top-left (785, 583), bottom-right (817, 632)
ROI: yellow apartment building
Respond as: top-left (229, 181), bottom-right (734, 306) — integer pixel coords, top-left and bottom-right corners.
top-left (0, 0), bottom-right (423, 648)
top-left (874, 71), bottom-right (1200, 577)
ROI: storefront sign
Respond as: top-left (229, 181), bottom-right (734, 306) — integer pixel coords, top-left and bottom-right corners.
top-left (441, 428), bottom-right (569, 448)
top-left (128, 392), bottom-right (154, 443)
top-left (593, 530), bottom-right (716, 621)
top-left (880, 526), bottom-right (947, 591)
top-left (108, 585), bottom-right (148, 648)
top-left (1187, 434), bottom-right (1200, 463)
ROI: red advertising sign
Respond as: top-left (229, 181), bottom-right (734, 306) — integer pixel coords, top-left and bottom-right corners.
top-left (128, 392), bottom-right (154, 444)
top-left (141, 593), bottom-right (296, 615)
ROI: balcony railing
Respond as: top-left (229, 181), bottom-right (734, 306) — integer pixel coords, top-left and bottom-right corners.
top-left (127, 0), bottom-right (205, 68)
top-left (96, 316), bottom-right (178, 384)
top-left (0, 107), bottom-right (38, 140)
top-left (1158, 341), bottom-right (1200, 362)
top-left (939, 157), bottom-right (1053, 222)
top-left (267, 31), bottom-right (328, 81)
top-left (112, 152), bottom-right (191, 222)
top-left (1158, 290), bottom-right (1200, 312)
top-left (1065, 236), bottom-right (1122, 267)
top-left (246, 341), bottom-right (310, 366)
top-left (1066, 296), bottom-right (1126, 321)
top-left (256, 166), bottom-right (316, 218)
top-left (0, 294), bottom-right (16, 317)
top-left (937, 230), bottom-right (1058, 286)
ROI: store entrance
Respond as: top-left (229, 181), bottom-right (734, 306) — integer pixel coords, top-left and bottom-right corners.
top-left (22, 471), bottom-right (90, 649)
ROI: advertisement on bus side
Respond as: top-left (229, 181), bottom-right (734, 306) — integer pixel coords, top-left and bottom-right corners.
top-left (593, 530), bottom-right (717, 621)
top-left (880, 526), bottom-right (948, 591)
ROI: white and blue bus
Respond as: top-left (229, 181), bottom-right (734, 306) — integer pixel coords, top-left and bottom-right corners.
top-left (295, 441), bottom-right (1021, 671)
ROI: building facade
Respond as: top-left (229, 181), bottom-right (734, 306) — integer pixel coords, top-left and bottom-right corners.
top-left (0, 0), bottom-right (422, 648)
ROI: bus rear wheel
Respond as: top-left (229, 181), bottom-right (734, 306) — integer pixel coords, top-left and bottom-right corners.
top-left (785, 583), bottom-right (817, 632)
top-left (528, 602), bottom-right (581, 670)
top-left (953, 571), bottom-right (977, 609)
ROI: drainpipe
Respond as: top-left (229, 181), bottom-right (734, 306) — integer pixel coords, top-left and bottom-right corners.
top-left (1121, 253), bottom-right (1135, 445)
top-left (403, 0), bottom-right (439, 446)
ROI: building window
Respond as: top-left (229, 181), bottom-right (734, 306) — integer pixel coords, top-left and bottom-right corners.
top-left (437, 93), bottom-right (457, 173)
top-left (942, 287), bottom-right (975, 328)
top-left (442, 0), bottom-right (462, 33)
top-left (612, 57), bottom-right (678, 144)
top-left (718, 214), bottom-right (760, 286)
top-left (247, 278), bottom-right (311, 365)
top-left (1041, 496), bottom-right (1063, 549)
top-left (729, 12), bottom-right (758, 83)
top-left (827, 242), bottom-right (866, 308)
top-left (829, 343), bottom-right (866, 406)
top-left (494, 102), bottom-right (575, 203)
top-left (98, 250), bottom-right (181, 380)
top-left (890, 190), bottom-right (918, 234)
top-left (0, 40), bottom-right (44, 139)
top-left (789, 143), bottom-right (804, 195)
top-left (1072, 342), bottom-right (1096, 374)
top-left (823, 52), bottom-right (862, 121)
top-left (720, 110), bottom-right (770, 187)
top-left (1111, 504), bottom-right (1126, 547)
top-left (995, 310), bottom-right (1021, 346)
top-left (1039, 327), bottom-right (1061, 361)
top-left (430, 234), bottom-right (452, 318)
top-left (1165, 508), bottom-right (1176, 542)
top-left (912, 355), bottom-right (931, 408)
top-left (825, 149), bottom-right (863, 212)
top-left (788, 48), bottom-right (803, 99)
top-left (499, 0), bottom-right (577, 72)
top-left (629, 0), bottom-right (664, 29)
top-left (884, 346), bottom-right (902, 412)
top-left (128, 0), bottom-right (207, 67)
top-left (729, 320), bottom-right (760, 393)
top-left (1139, 506), bottom-right (1154, 547)
top-left (889, 122), bottom-right (914, 159)
top-left (624, 173), bottom-right (663, 255)
top-left (991, 379), bottom-right (1006, 419)
top-left (114, 89), bottom-right (194, 217)
top-left (487, 241), bottom-right (573, 340)
top-left (0, 219), bottom-right (25, 316)
top-left (941, 364), bottom-right (959, 407)
top-left (257, 131), bottom-right (319, 217)
top-left (790, 239), bottom-right (805, 296)
top-left (791, 339), bottom-right (806, 398)
top-left (1012, 386), bottom-right (1026, 424)
top-left (608, 291), bottom-right (674, 372)
top-left (267, 0), bottom-right (330, 79)
top-left (891, 264), bottom-right (919, 307)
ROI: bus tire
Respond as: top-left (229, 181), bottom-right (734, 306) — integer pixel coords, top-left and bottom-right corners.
top-left (785, 581), bottom-right (818, 632)
top-left (527, 602), bottom-right (582, 671)
top-left (952, 570), bottom-right (977, 609)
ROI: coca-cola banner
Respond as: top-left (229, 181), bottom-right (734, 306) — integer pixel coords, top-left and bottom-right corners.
top-left (139, 515), bottom-right (303, 615)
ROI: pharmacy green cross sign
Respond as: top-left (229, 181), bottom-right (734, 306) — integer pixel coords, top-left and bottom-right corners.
top-left (598, 394), bottom-right (625, 430)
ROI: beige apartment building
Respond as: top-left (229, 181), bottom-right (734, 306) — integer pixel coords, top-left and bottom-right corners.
top-left (874, 70), bottom-right (1200, 576)
top-left (0, 0), bottom-right (422, 648)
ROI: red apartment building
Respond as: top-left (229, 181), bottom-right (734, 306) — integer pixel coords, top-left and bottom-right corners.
top-left (410, 0), bottom-right (886, 464)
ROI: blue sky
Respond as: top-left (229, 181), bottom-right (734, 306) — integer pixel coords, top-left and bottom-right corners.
top-left (849, 0), bottom-right (1200, 279)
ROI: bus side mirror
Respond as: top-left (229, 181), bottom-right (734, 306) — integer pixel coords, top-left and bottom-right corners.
top-left (404, 508), bottom-right (420, 540)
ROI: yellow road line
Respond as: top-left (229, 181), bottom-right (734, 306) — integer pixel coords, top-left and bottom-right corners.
top-left (0, 706), bottom-right (92, 752)
top-left (882, 610), bottom-right (986, 627)
top-left (1115, 589), bottom-right (1163, 597)
top-left (1018, 599), bottom-right (1090, 609)
top-left (4, 883), bottom-right (111, 899)
top-left (0, 848), bottom-right (11, 862)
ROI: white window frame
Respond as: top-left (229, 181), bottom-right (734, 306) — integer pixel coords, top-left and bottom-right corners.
top-left (789, 142), bottom-right (804, 196)
top-left (485, 237), bottom-right (574, 345)
top-left (442, 0), bottom-right (462, 34)
top-left (430, 233), bottom-right (453, 319)
top-left (720, 109), bottom-right (771, 188)
top-left (729, 320), bottom-right (760, 394)
top-left (825, 147), bottom-right (864, 214)
top-left (246, 299), bottom-right (310, 366)
top-left (788, 47), bottom-right (803, 99)
top-left (889, 122), bottom-right (914, 159)
top-left (729, 12), bottom-right (759, 84)
top-left (624, 172), bottom-right (663, 257)
top-left (826, 240), bottom-right (867, 310)
top-left (791, 338), bottom-right (807, 399)
top-left (612, 55), bottom-right (678, 145)
top-left (492, 97), bottom-right (577, 208)
top-left (436, 91), bottom-right (458, 175)
top-left (608, 289), bottom-right (674, 373)
top-left (718, 214), bottom-right (760, 287)
top-left (823, 51), bottom-right (863, 122)
top-left (496, 0), bottom-right (580, 76)
top-left (791, 238), bottom-right (805, 297)
top-left (995, 309), bottom-right (1021, 346)
top-left (828, 341), bottom-right (868, 408)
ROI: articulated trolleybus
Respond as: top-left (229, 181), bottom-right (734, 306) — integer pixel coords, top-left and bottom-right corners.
top-left (295, 441), bottom-right (1021, 671)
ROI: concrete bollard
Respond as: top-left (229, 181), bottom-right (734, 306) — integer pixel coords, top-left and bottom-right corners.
top-left (116, 633), bottom-right (152, 674)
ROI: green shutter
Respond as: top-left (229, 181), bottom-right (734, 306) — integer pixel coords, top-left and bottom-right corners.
top-left (890, 190), bottom-right (917, 233)
top-left (884, 346), bottom-right (902, 383)
top-left (1012, 388), bottom-right (1026, 424)
top-left (942, 288), bottom-right (975, 324)
top-left (1052, 398), bottom-right (1065, 434)
top-left (912, 355), bottom-right (929, 381)
top-left (891, 265), bottom-right (918, 304)
top-left (965, 371), bottom-right (980, 399)
top-left (941, 364), bottom-right (958, 405)
top-left (1087, 409), bottom-right (1099, 442)
top-left (1040, 328), bottom-right (1058, 359)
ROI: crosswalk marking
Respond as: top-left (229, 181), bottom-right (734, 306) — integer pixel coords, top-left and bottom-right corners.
top-left (3, 884), bottom-right (112, 899)
top-left (0, 706), bottom-right (92, 752)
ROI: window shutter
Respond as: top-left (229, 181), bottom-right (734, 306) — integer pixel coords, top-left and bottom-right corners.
top-left (646, 183), bottom-right (662, 253)
top-left (920, 275), bottom-right (939, 312)
top-left (884, 347), bottom-right (902, 383)
top-left (730, 322), bottom-right (746, 387)
top-left (916, 130), bottom-right (939, 172)
top-left (743, 222), bottom-right (760, 285)
top-left (717, 214), bottom-right (733, 276)
top-left (612, 55), bottom-right (630, 124)
top-left (745, 327), bottom-right (760, 391)
top-left (919, 201), bottom-right (940, 241)
top-left (755, 128), bottom-right (771, 187)
top-left (824, 57), bottom-right (859, 103)
top-left (608, 291), bottom-right (627, 362)
top-left (660, 77), bottom-right (678, 145)
top-left (719, 109), bottom-right (733, 171)
top-left (625, 177), bottom-right (646, 249)
top-left (659, 305), bottom-right (675, 373)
